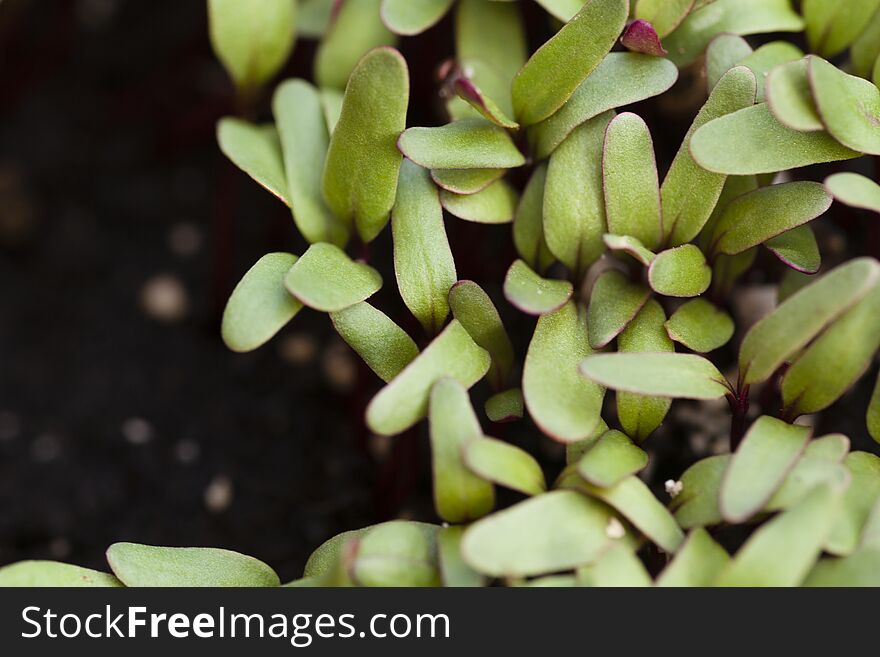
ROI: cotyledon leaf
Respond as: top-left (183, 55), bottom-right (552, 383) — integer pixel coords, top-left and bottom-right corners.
top-left (398, 119), bottom-right (525, 170)
top-left (523, 302), bottom-right (605, 443)
top-left (430, 168), bottom-right (504, 195)
top-left (534, 0), bottom-right (589, 22)
top-left (429, 378), bottom-right (495, 523)
top-left (106, 543), bottom-right (281, 587)
top-left (580, 352), bottom-right (732, 400)
top-left (869, 372), bottom-right (880, 443)
top-left (460, 490), bottom-right (619, 577)
top-left (670, 455), bottom-right (730, 529)
top-left (736, 41), bottom-right (804, 102)
top-left (765, 59), bottom-right (824, 132)
top-left (448, 281), bottom-right (515, 390)
top-left (392, 159), bottom-right (457, 334)
top-left (380, 0), bottom-right (455, 36)
top-left (0, 561), bottom-right (122, 587)
top-left (662, 0), bottom-right (803, 67)
top-left (708, 181), bottom-right (832, 256)
top-left (603, 112), bottom-right (662, 250)
top-left (616, 299), bottom-right (674, 441)
top-left (314, 0), bottom-right (397, 90)
top-left (655, 528), bottom-right (730, 587)
top-left (329, 302), bottom-right (418, 383)
top-left (803, 0), bottom-right (880, 59)
top-left (587, 269), bottom-right (651, 349)
top-left (648, 245), bottom-right (711, 298)
top-left (714, 483), bottom-right (842, 586)
top-left (503, 259), bottom-right (572, 316)
top-left (719, 416), bottom-right (812, 523)
top-left (852, 7), bottom-right (880, 78)
top-left (826, 452), bottom-right (880, 555)
top-left (705, 34), bottom-right (753, 92)
top-left (576, 543), bottom-right (652, 587)
top-left (352, 521), bottom-right (441, 587)
top-left (764, 443), bottom-right (850, 513)
top-left (366, 320), bottom-right (490, 436)
top-left (662, 66), bottom-right (757, 246)
top-left (440, 179), bottom-right (518, 224)
top-left (222, 253), bottom-right (302, 353)
top-left (513, 164), bottom-right (555, 273)
top-left (284, 243), bottom-right (382, 312)
top-left (544, 112), bottom-right (613, 279)
top-left (484, 388), bottom-right (524, 423)
top-left (452, 76), bottom-right (519, 130)
top-left (603, 234), bottom-right (655, 266)
top-left (690, 103), bottom-right (861, 175)
top-left (464, 436), bottom-right (547, 496)
top-left (217, 118), bottom-right (289, 206)
top-left (765, 225), bottom-right (821, 274)
top-left (808, 55), bottom-right (880, 156)
top-left (825, 172), bottom-right (880, 214)
top-left (635, 0), bottom-right (695, 37)
top-left (665, 298), bottom-right (734, 353)
top-left (511, 0), bottom-right (629, 126)
top-left (738, 257), bottom-right (880, 385)
top-left (577, 430), bottom-right (648, 489)
top-left (322, 47), bottom-right (408, 243)
top-left (804, 548), bottom-right (880, 587)
top-left (273, 79), bottom-right (347, 246)
top-left (437, 526), bottom-right (484, 587)
top-left (528, 52), bottom-right (678, 160)
top-left (320, 87), bottom-right (344, 134)
top-left (298, 0), bottom-right (333, 39)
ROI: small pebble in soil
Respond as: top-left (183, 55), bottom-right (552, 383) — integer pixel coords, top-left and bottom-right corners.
top-left (0, 411), bottom-right (21, 441)
top-left (605, 517), bottom-right (626, 539)
top-left (121, 417), bottom-right (153, 445)
top-left (279, 333), bottom-right (318, 366)
top-left (204, 474), bottom-right (234, 513)
top-left (167, 222), bottom-right (202, 258)
top-left (174, 438), bottom-right (201, 464)
top-left (141, 274), bottom-right (188, 323)
top-left (665, 480), bottom-right (683, 498)
top-left (322, 341), bottom-right (356, 392)
top-left (31, 433), bottom-right (62, 462)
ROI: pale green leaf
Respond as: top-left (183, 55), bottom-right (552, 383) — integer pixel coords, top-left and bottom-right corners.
top-left (577, 430), bottom-right (648, 488)
top-left (648, 245), bottom-right (711, 297)
top-left (765, 450), bottom-right (850, 513)
top-left (380, 0), bottom-right (455, 36)
top-left (322, 47), bottom-right (408, 242)
top-left (765, 59), bottom-right (824, 132)
top-left (869, 372), bottom-right (880, 443)
top-left (438, 526), bottom-right (484, 587)
top-left (320, 87), bottom-right (344, 133)
top-left (587, 269), bottom-right (650, 348)
top-left (440, 179), bottom-right (518, 224)
top-left (804, 548), bottom-right (880, 587)
top-left (852, 7), bottom-right (880, 78)
top-left (298, 0), bottom-right (333, 38)
top-left (523, 302), bottom-right (605, 442)
top-left (399, 119), bottom-right (525, 170)
top-left (577, 543), bottom-right (652, 587)
top-left (106, 543), bottom-right (280, 587)
top-left (513, 165), bottom-right (555, 273)
top-left (222, 253), bottom-right (302, 352)
top-left (825, 172), bottom-right (880, 214)
top-left (353, 521), bottom-right (441, 587)
top-left (329, 302), bottom-right (418, 382)
top-left (635, 0), bottom-right (695, 37)
top-left (803, 0), bottom-right (880, 58)
top-left (503, 259), bottom-right (572, 316)
top-left (603, 234), bottom-right (655, 266)
top-left (826, 452), bottom-right (880, 555)
top-left (534, 0), bottom-right (588, 22)
top-left (736, 41), bottom-right (804, 102)
top-left (665, 298), bottom-right (734, 353)
top-left (670, 455), bottom-right (730, 529)
top-left (284, 243), bottom-right (382, 312)
top-left (484, 388), bottom-right (524, 423)
top-left (431, 168), bottom-right (504, 195)
top-left (217, 118), bottom-right (289, 205)
top-left (366, 320), bottom-right (491, 435)
top-left (705, 34), bottom-right (753, 92)
top-left (392, 160), bottom-right (457, 333)
top-left (566, 419), bottom-right (610, 465)
top-left (453, 76), bottom-right (519, 129)
top-left (0, 561), bottom-right (122, 587)
top-left (809, 55), bottom-right (880, 155)
top-left (765, 225), bottom-right (821, 274)
top-left (464, 436), bottom-right (547, 496)
top-left (656, 529), bottom-right (730, 587)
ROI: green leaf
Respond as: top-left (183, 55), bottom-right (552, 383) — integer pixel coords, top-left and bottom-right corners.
top-left (523, 302), bottom-right (605, 442)
top-left (670, 455), bottom-right (730, 529)
top-left (511, 0), bottom-right (629, 126)
top-left (566, 419), bottom-right (610, 465)
top-left (690, 103), bottom-right (861, 175)
top-left (603, 112), bottom-right (662, 250)
top-left (431, 168), bottom-right (504, 195)
top-left (705, 34), bottom-right (753, 92)
top-left (803, 0), bottom-right (880, 58)
top-left (587, 269), bottom-right (651, 348)
top-left (106, 543), bottom-right (280, 587)
top-left (208, 0), bottom-right (296, 92)
top-left (513, 165), bottom-right (555, 273)
top-left (484, 388), bottom-right (524, 423)
top-left (708, 181), bottom-right (832, 256)
top-left (352, 521), bottom-right (440, 587)
top-left (460, 490), bottom-right (619, 577)
top-left (437, 526), bottom-right (484, 587)
top-left (528, 53), bottom-right (678, 159)
top-left (580, 352), bottom-right (731, 400)
top-left (826, 452), bottom-right (880, 555)
top-left (392, 160), bottom-right (457, 333)
top-left (544, 112), bottom-right (613, 278)
top-left (809, 55), bottom-right (880, 155)
top-left (665, 299), bottom-right (734, 353)
top-left (714, 483), bottom-right (841, 586)
top-left (448, 281), bottom-right (515, 390)
top-left (303, 527), bottom-right (366, 580)
top-left (869, 372), bottom-right (880, 443)
top-left (765, 225), bottom-right (821, 274)
top-left (0, 561), bottom-right (122, 587)
top-left (399, 119), bottom-right (525, 170)
top-left (322, 47), bottom-right (408, 242)
top-left (440, 179), bottom-right (518, 224)
top-left (222, 253), bottom-right (302, 352)
top-left (320, 87), bottom-right (344, 133)
top-left (736, 41), bottom-right (804, 102)
top-left (804, 548), bottom-right (880, 587)
top-left (656, 529), bottom-right (731, 587)
top-left (453, 77), bottom-right (519, 130)
top-left (273, 79), bottom-right (347, 246)
top-left (366, 320), bottom-right (490, 435)
top-left (739, 257), bottom-right (880, 385)
top-left (852, 8), bottom-right (880, 78)
top-left (765, 447), bottom-right (849, 513)
top-left (534, 0), bottom-right (589, 22)
top-left (217, 118), bottom-right (289, 205)
top-left (616, 299), bottom-right (674, 441)
top-left (429, 378), bottom-right (496, 523)
top-left (577, 430), bottom-right (648, 488)
top-left (566, 475), bottom-right (685, 553)
top-left (380, 0), bottom-right (455, 36)
top-left (464, 436), bottom-right (547, 496)
top-left (329, 302), bottom-right (418, 382)
top-left (719, 416), bottom-right (812, 523)
top-left (662, 66), bottom-right (757, 246)
top-left (298, 0), bottom-right (333, 38)
top-left (576, 543), bottom-right (652, 587)
top-left (765, 59), bottom-right (824, 132)
top-left (635, 0), bottom-right (695, 37)
top-left (503, 259), bottom-right (572, 316)
top-left (314, 0), bottom-right (396, 89)
top-left (825, 172), bottom-right (880, 214)
top-left (284, 243), bottom-right (382, 312)
top-left (603, 234), bottom-right (655, 266)
top-left (663, 0), bottom-right (803, 67)
top-left (648, 245), bottom-right (711, 297)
